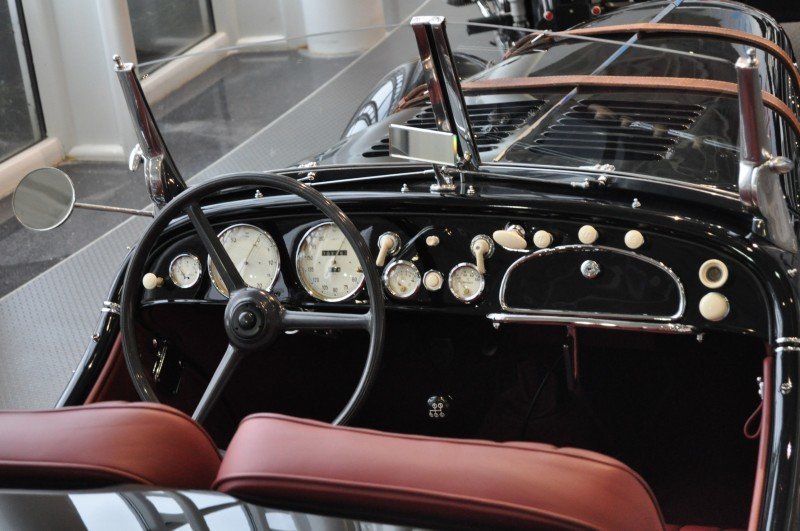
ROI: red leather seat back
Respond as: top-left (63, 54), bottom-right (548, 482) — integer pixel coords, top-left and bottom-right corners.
top-left (0, 403), bottom-right (220, 489)
top-left (215, 414), bottom-right (666, 530)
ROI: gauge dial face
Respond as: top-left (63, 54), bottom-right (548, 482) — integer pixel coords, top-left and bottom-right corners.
top-left (448, 263), bottom-right (485, 303)
top-left (169, 253), bottom-right (202, 288)
top-left (383, 260), bottom-right (421, 299)
top-left (208, 224), bottom-right (280, 297)
top-left (295, 222), bottom-right (364, 302)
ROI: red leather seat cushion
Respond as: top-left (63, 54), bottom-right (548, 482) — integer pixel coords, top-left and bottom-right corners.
top-left (215, 414), bottom-right (666, 530)
top-left (0, 402), bottom-right (220, 489)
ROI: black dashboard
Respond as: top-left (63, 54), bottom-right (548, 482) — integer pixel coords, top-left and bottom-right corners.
top-left (140, 206), bottom-right (770, 339)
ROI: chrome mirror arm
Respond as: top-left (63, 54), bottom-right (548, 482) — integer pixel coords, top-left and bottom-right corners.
top-left (113, 55), bottom-right (187, 209)
top-left (735, 48), bottom-right (797, 252)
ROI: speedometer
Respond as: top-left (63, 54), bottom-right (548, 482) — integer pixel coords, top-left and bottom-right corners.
top-left (296, 221), bottom-right (364, 302)
top-left (208, 224), bottom-right (280, 297)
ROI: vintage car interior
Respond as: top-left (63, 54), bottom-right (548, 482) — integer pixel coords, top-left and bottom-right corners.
top-left (4, 0), bottom-right (800, 529)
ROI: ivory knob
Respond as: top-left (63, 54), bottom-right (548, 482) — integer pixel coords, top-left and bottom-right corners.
top-left (492, 229), bottom-right (527, 250)
top-left (142, 273), bottom-right (164, 290)
top-left (699, 292), bottom-right (729, 322)
top-left (578, 225), bottom-right (599, 245)
top-left (624, 230), bottom-right (644, 250)
top-left (533, 230), bottom-right (553, 249)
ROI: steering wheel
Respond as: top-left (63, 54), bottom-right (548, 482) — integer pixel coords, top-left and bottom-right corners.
top-left (120, 173), bottom-right (385, 426)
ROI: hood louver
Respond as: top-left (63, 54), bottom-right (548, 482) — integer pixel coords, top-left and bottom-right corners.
top-left (363, 100), bottom-right (543, 158)
top-left (530, 99), bottom-right (704, 161)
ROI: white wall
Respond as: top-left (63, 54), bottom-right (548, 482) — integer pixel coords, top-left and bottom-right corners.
top-left (0, 0), bottom-right (387, 197)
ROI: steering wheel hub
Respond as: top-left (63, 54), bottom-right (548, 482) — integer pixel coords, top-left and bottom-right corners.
top-left (224, 288), bottom-right (282, 350)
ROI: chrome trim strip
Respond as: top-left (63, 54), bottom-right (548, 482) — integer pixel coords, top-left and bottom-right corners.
top-left (487, 313), bottom-right (695, 334)
top-left (295, 221), bottom-right (366, 303)
top-left (499, 244), bottom-right (685, 322)
top-left (776, 337), bottom-right (800, 345)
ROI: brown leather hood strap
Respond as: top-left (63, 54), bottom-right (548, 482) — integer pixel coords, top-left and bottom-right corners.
top-left (546, 23), bottom-right (800, 90)
top-left (461, 75), bottom-right (800, 138)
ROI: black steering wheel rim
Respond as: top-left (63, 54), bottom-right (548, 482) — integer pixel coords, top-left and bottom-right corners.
top-left (120, 172), bottom-right (385, 426)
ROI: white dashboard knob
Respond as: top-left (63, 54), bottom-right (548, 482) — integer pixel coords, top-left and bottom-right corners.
top-left (425, 235), bottom-right (440, 247)
top-left (699, 259), bottom-right (728, 289)
top-left (533, 230), bottom-right (553, 249)
top-left (423, 270), bottom-right (444, 291)
top-left (142, 273), bottom-right (163, 290)
top-left (492, 228), bottom-right (527, 250)
top-left (699, 292), bottom-right (729, 322)
top-left (624, 230), bottom-right (644, 250)
top-left (578, 225), bottom-right (599, 245)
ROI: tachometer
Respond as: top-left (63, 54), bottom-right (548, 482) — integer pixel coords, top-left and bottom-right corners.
top-left (295, 221), bottom-right (364, 302)
top-left (448, 263), bottom-right (484, 303)
top-left (208, 224), bottom-right (280, 297)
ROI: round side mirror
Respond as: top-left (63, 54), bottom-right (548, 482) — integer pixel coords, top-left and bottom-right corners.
top-left (13, 167), bottom-right (76, 231)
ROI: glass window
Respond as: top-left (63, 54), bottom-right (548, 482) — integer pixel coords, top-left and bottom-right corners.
top-left (128, 0), bottom-right (214, 72)
top-left (0, 0), bottom-right (44, 162)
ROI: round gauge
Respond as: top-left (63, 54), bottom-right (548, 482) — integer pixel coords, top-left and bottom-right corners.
top-left (383, 260), bottom-right (421, 299)
top-left (448, 263), bottom-right (485, 303)
top-left (208, 224), bottom-right (280, 297)
top-left (169, 253), bottom-right (202, 288)
top-left (295, 221), bottom-right (365, 302)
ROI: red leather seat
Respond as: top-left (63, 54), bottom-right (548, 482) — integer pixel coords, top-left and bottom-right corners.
top-left (214, 414), bottom-right (667, 530)
top-left (0, 402), bottom-right (220, 489)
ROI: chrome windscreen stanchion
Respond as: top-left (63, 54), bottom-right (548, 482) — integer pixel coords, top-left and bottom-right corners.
top-left (113, 55), bottom-right (187, 209)
top-left (735, 48), bottom-right (797, 252)
top-left (389, 16), bottom-right (480, 195)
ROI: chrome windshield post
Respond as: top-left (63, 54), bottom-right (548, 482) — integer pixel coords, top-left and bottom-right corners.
top-left (735, 48), bottom-right (797, 252)
top-left (410, 16), bottom-right (480, 192)
top-left (113, 55), bottom-right (187, 209)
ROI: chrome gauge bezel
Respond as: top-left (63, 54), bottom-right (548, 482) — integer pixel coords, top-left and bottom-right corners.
top-left (168, 253), bottom-right (202, 288)
top-left (448, 262), bottom-right (485, 303)
top-left (383, 259), bottom-right (422, 300)
top-left (207, 223), bottom-right (281, 297)
top-left (295, 221), bottom-right (366, 303)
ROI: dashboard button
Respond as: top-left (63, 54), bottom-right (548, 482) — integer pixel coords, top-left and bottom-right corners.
top-left (699, 292), bottom-right (729, 321)
top-left (699, 259), bottom-right (728, 289)
top-left (624, 230), bottom-right (645, 250)
top-left (533, 230), bottom-right (553, 249)
top-left (423, 270), bottom-right (444, 291)
top-left (578, 225), bottom-right (599, 244)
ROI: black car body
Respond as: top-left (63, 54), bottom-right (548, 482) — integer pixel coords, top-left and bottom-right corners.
top-left (9, 1), bottom-right (800, 529)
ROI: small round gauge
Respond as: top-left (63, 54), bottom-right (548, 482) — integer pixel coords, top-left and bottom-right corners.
top-left (169, 253), bottom-right (202, 288)
top-left (383, 260), bottom-right (422, 299)
top-left (448, 263), bottom-right (485, 303)
top-left (295, 221), bottom-right (365, 302)
top-left (208, 224), bottom-right (280, 297)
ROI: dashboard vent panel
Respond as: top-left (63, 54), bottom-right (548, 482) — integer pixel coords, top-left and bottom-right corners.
top-left (363, 100), bottom-right (543, 158)
top-left (530, 99), bottom-right (704, 161)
